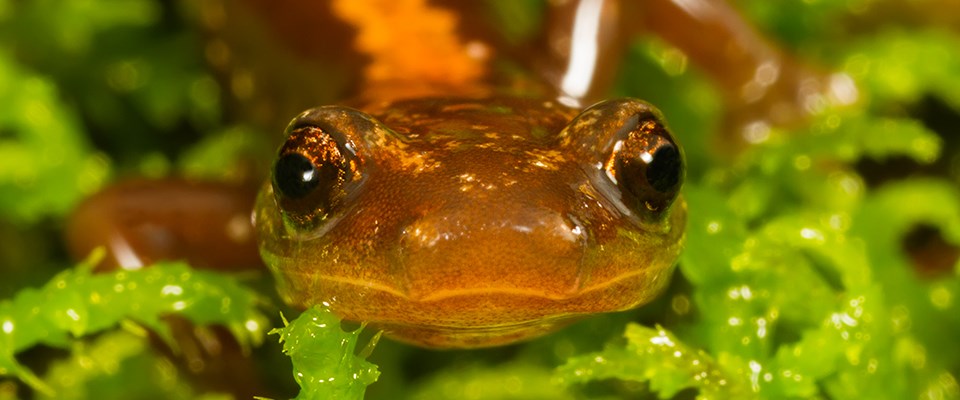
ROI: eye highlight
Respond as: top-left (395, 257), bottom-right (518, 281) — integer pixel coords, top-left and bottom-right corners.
top-left (274, 152), bottom-right (322, 199)
top-left (272, 125), bottom-right (361, 228)
top-left (605, 116), bottom-right (684, 220)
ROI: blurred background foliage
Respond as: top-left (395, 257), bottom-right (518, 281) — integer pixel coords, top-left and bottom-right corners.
top-left (1, 0), bottom-right (959, 399)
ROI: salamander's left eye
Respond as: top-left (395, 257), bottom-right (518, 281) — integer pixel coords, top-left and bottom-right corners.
top-left (605, 115), bottom-right (684, 221)
top-left (272, 125), bottom-right (361, 228)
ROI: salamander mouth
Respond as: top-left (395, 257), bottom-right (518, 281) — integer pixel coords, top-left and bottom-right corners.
top-left (280, 262), bottom-right (671, 323)
top-left (309, 266), bottom-right (655, 302)
top-left (268, 244), bottom-right (677, 348)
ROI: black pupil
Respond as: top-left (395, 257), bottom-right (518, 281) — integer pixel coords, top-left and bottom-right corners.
top-left (647, 145), bottom-right (681, 192)
top-left (274, 153), bottom-right (320, 199)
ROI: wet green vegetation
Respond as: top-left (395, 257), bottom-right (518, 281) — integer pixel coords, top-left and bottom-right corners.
top-left (2, 1), bottom-right (959, 399)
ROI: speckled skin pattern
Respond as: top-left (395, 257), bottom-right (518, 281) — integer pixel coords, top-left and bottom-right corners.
top-left (256, 94), bottom-right (686, 348)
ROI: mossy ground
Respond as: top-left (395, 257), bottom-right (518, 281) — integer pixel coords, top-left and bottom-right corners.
top-left (2, 1), bottom-right (959, 399)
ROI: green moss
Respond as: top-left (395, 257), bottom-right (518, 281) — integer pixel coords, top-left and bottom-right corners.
top-left (0, 252), bottom-right (266, 397)
top-left (557, 324), bottom-right (751, 399)
top-left (2, 0), bottom-right (960, 399)
top-left (270, 306), bottom-right (380, 400)
top-left (0, 53), bottom-right (110, 223)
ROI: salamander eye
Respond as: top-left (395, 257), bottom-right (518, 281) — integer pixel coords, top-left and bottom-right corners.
top-left (274, 152), bottom-right (323, 199)
top-left (605, 115), bottom-right (684, 221)
top-left (272, 125), bottom-right (362, 228)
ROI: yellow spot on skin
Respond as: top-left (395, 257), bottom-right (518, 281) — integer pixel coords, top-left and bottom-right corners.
top-left (393, 151), bottom-right (440, 174)
top-left (369, 126), bottom-right (441, 173)
top-left (332, 0), bottom-right (486, 86)
top-left (523, 149), bottom-right (566, 171)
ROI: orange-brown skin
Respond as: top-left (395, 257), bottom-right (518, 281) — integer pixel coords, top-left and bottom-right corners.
top-left (225, 0), bottom-right (690, 348)
top-left (67, 179), bottom-right (260, 272)
top-left (257, 95), bottom-right (686, 348)
top-left (68, 0), bottom-right (848, 349)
